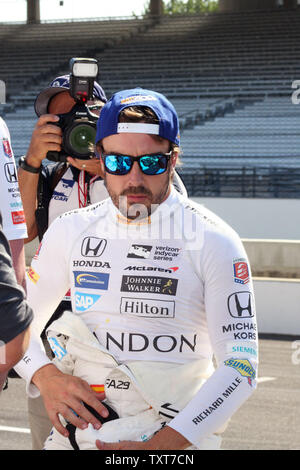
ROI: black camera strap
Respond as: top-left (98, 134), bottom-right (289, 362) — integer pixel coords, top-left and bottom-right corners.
top-left (35, 162), bottom-right (68, 241)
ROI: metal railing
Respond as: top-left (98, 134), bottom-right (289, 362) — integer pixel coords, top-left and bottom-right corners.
top-left (179, 166), bottom-right (300, 198)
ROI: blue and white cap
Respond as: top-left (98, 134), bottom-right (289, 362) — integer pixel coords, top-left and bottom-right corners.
top-left (34, 74), bottom-right (107, 117)
top-left (96, 88), bottom-right (180, 146)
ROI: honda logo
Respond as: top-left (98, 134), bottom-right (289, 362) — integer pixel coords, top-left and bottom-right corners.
top-left (227, 292), bottom-right (254, 318)
top-left (4, 162), bottom-right (17, 183)
top-left (81, 237), bottom-right (107, 257)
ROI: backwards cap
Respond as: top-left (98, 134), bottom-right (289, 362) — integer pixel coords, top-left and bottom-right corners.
top-left (96, 87), bottom-right (180, 146)
top-left (34, 74), bottom-right (107, 117)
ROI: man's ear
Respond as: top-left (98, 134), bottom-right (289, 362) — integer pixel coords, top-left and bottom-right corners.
top-left (171, 151), bottom-right (178, 169)
top-left (96, 143), bottom-right (105, 175)
top-left (99, 157), bottom-right (105, 174)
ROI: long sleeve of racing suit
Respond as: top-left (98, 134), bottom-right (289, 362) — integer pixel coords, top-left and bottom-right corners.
top-left (14, 215), bottom-right (72, 395)
top-left (168, 228), bottom-right (258, 446)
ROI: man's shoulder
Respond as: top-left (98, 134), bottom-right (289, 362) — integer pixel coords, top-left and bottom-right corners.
top-left (43, 198), bottom-right (110, 249)
top-left (58, 198), bottom-right (109, 222)
top-left (180, 196), bottom-right (240, 247)
top-left (181, 196), bottom-right (229, 229)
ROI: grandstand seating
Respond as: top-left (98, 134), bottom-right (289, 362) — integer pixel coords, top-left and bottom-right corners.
top-left (0, 9), bottom-right (300, 179)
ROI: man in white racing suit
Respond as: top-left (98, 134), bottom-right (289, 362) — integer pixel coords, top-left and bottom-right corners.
top-left (15, 88), bottom-right (258, 450)
top-left (0, 117), bottom-right (28, 289)
top-left (17, 75), bottom-right (187, 450)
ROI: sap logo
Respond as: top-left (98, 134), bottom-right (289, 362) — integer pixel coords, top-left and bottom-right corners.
top-left (75, 292), bottom-right (101, 312)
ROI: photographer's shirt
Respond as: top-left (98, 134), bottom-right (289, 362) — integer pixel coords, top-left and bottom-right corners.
top-left (41, 165), bottom-right (109, 227)
top-left (0, 118), bottom-right (27, 241)
top-left (15, 187), bottom-right (258, 446)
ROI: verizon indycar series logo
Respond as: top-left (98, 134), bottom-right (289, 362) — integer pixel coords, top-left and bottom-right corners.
top-left (127, 244), bottom-right (152, 259)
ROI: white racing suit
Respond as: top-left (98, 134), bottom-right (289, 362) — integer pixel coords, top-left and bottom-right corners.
top-left (15, 187), bottom-right (258, 449)
top-left (44, 311), bottom-right (221, 450)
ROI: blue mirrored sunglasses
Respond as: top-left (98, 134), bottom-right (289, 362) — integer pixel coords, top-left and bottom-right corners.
top-left (102, 151), bottom-right (172, 176)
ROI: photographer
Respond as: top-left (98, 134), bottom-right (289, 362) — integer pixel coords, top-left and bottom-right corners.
top-left (18, 72), bottom-right (109, 244)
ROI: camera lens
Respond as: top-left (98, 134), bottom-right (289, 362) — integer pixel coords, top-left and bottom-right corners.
top-left (68, 122), bottom-right (96, 157)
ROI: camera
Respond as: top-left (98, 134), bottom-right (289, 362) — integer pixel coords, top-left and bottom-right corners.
top-left (47, 58), bottom-right (99, 162)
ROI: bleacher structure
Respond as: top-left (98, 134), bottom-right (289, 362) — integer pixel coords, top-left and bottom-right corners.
top-left (0, 9), bottom-right (300, 197)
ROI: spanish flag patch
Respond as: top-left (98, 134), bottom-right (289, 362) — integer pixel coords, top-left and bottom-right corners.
top-left (27, 267), bottom-right (40, 284)
top-left (90, 384), bottom-right (105, 393)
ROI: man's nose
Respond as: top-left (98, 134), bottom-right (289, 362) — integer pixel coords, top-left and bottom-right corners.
top-left (127, 161), bottom-right (144, 185)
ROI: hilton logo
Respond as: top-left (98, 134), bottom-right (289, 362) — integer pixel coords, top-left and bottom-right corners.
top-left (120, 297), bottom-right (175, 318)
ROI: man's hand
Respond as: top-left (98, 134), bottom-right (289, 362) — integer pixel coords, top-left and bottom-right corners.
top-left (32, 364), bottom-right (108, 437)
top-left (95, 425), bottom-right (191, 451)
top-left (26, 114), bottom-right (62, 166)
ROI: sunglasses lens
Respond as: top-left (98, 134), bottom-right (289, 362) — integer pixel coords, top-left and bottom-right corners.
top-left (105, 155), bottom-right (132, 175)
top-left (140, 156), bottom-right (168, 175)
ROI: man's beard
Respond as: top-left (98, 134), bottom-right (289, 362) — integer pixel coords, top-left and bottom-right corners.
top-left (104, 168), bottom-right (172, 220)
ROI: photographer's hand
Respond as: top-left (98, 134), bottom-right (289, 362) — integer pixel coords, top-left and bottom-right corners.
top-left (26, 114), bottom-right (62, 166)
top-left (17, 114), bottom-right (62, 242)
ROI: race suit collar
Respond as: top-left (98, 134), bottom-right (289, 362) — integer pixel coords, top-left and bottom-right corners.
top-left (110, 185), bottom-right (180, 228)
